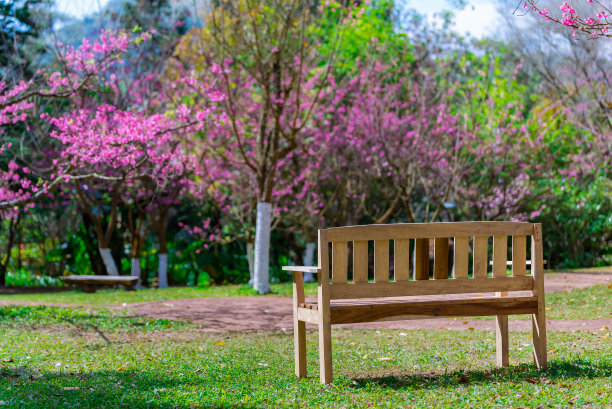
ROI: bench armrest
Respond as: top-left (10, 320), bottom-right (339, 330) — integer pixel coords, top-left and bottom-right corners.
top-left (282, 266), bottom-right (321, 274)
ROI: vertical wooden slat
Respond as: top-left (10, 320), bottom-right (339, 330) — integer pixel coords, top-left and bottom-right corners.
top-left (493, 236), bottom-right (508, 277)
top-left (374, 240), bottom-right (389, 282)
top-left (332, 241), bottom-right (348, 284)
top-left (433, 238), bottom-right (449, 279)
top-left (473, 236), bottom-right (489, 278)
top-left (352, 241), bottom-right (368, 283)
top-left (453, 237), bottom-right (469, 279)
top-left (394, 239), bottom-right (410, 281)
top-left (494, 236), bottom-right (509, 366)
top-left (414, 238), bottom-right (429, 280)
top-left (317, 230), bottom-right (332, 384)
top-left (293, 271), bottom-right (307, 377)
top-left (512, 235), bottom-right (527, 276)
top-left (531, 224), bottom-right (547, 369)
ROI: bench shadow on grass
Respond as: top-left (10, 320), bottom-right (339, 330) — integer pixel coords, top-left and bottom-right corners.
top-left (0, 367), bottom-right (245, 409)
top-left (348, 359), bottom-right (612, 390)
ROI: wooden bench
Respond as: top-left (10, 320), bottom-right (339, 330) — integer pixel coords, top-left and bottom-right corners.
top-left (61, 275), bottom-right (140, 293)
top-left (282, 221), bottom-right (547, 384)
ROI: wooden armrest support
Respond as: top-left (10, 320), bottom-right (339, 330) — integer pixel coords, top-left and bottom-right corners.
top-left (282, 266), bottom-right (321, 274)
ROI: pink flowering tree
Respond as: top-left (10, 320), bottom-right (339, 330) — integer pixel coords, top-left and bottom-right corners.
top-left (519, 1), bottom-right (611, 37)
top-left (194, 0), bottom-right (348, 294)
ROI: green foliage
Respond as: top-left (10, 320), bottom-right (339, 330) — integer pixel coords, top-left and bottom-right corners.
top-left (537, 174), bottom-right (612, 268)
top-left (312, 0), bottom-right (412, 77)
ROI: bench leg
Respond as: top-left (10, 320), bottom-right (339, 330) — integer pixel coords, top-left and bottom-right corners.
top-left (532, 312), bottom-right (547, 369)
top-left (294, 318), bottom-right (307, 378)
top-left (318, 319), bottom-right (332, 384)
top-left (496, 315), bottom-right (509, 367)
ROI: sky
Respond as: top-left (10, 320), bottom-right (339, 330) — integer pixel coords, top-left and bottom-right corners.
top-left (54, 0), bottom-right (504, 38)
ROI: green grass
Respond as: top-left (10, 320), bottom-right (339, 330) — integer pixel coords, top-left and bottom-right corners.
top-left (0, 307), bottom-right (610, 408)
top-left (0, 282), bottom-right (319, 306)
top-left (546, 285), bottom-right (611, 320)
top-left (1, 281), bottom-right (610, 322)
top-left (0, 305), bottom-right (189, 332)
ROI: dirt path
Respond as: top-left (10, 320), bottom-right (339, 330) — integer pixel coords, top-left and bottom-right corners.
top-left (123, 272), bottom-right (611, 332)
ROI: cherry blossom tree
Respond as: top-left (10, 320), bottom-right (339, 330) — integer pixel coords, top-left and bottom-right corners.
top-left (518, 0), bottom-right (612, 38)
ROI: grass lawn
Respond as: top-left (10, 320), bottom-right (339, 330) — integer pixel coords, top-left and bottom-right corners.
top-left (0, 305), bottom-right (611, 408)
top-left (1, 279), bottom-right (610, 321)
top-left (0, 282), bottom-right (319, 306)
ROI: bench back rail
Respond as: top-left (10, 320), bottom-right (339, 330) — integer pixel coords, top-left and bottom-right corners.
top-left (318, 222), bottom-right (539, 300)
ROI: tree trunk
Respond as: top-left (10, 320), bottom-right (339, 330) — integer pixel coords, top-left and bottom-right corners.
top-left (253, 201), bottom-right (271, 294)
top-left (131, 258), bottom-right (141, 277)
top-left (0, 214), bottom-right (20, 287)
top-left (247, 240), bottom-right (255, 285)
top-left (99, 247), bottom-right (119, 276)
top-left (158, 253), bottom-right (168, 288)
top-left (302, 241), bottom-right (316, 283)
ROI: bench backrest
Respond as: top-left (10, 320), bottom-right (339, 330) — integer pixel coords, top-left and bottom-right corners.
top-left (317, 222), bottom-right (544, 300)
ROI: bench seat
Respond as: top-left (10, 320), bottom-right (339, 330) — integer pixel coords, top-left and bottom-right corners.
top-left (298, 295), bottom-right (538, 324)
top-left (62, 275), bottom-right (139, 293)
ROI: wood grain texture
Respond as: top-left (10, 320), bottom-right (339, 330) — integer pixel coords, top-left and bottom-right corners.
top-left (326, 222), bottom-right (534, 242)
top-left (296, 307), bottom-right (319, 323)
top-left (531, 223), bottom-right (547, 369)
top-left (292, 271), bottom-right (307, 377)
top-left (352, 241), bottom-right (369, 283)
top-left (394, 239), bottom-right (410, 281)
top-left (414, 238), bottom-right (430, 280)
top-left (329, 276), bottom-right (533, 299)
top-left (433, 238), bottom-right (449, 279)
top-left (329, 297), bottom-right (538, 324)
top-left (453, 237), bottom-right (469, 279)
top-left (496, 315), bottom-right (509, 367)
top-left (332, 241), bottom-right (348, 284)
top-left (317, 230), bottom-right (333, 384)
top-left (512, 235), bottom-right (527, 276)
top-left (492, 236), bottom-right (508, 277)
top-left (473, 236), bottom-right (489, 278)
top-left (374, 240), bottom-right (390, 282)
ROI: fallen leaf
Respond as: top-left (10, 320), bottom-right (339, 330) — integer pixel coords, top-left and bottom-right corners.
top-left (2, 359), bottom-right (13, 363)
top-left (568, 395), bottom-right (580, 404)
top-left (525, 378), bottom-right (539, 384)
top-left (545, 307), bottom-right (551, 311)
top-left (477, 294), bottom-right (484, 297)
top-left (378, 357), bottom-right (392, 361)
top-left (462, 321), bottom-right (468, 325)
top-left (599, 326), bottom-right (609, 331)
top-left (468, 327), bottom-right (475, 331)
top-left (263, 309), bottom-right (270, 314)
top-left (216, 341), bottom-right (225, 346)
top-left (608, 284), bottom-right (612, 289)
top-left (558, 382), bottom-right (569, 388)
top-left (547, 349), bottom-right (556, 354)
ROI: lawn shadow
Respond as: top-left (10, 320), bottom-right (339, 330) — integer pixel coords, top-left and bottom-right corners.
top-left (348, 359), bottom-right (612, 390)
top-left (0, 366), bottom-right (246, 409)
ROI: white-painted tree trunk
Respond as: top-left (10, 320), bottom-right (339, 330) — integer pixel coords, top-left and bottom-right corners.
top-left (131, 257), bottom-right (144, 288)
top-left (253, 202), bottom-right (271, 294)
top-left (247, 241), bottom-right (255, 286)
top-left (99, 248), bottom-right (119, 276)
top-left (158, 253), bottom-right (168, 288)
top-left (303, 241), bottom-right (316, 282)
top-left (131, 258), bottom-right (141, 276)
